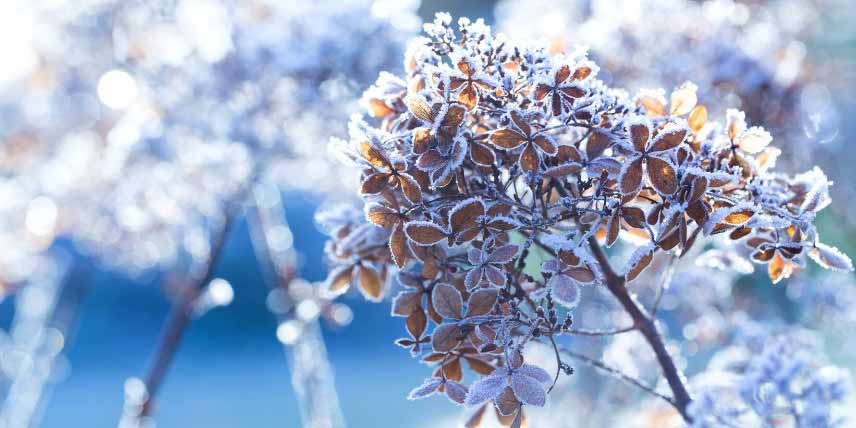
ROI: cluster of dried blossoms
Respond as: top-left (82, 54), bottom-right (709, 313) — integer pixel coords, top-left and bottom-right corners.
top-left (320, 14), bottom-right (853, 425)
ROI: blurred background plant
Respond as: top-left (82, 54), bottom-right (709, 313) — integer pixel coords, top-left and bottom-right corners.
top-left (0, 0), bottom-right (853, 427)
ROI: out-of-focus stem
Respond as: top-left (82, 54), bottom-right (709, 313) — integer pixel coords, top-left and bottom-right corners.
top-left (0, 254), bottom-right (84, 428)
top-left (137, 210), bottom-right (236, 418)
top-left (248, 181), bottom-right (344, 428)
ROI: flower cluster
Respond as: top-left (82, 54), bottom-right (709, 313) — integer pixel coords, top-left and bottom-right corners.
top-left (320, 14), bottom-right (852, 424)
top-left (688, 330), bottom-right (851, 428)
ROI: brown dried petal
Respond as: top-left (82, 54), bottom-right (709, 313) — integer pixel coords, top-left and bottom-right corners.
top-left (555, 65), bottom-right (571, 84)
top-left (356, 265), bottom-right (384, 301)
top-left (361, 173), bottom-right (390, 194)
top-left (450, 199), bottom-right (485, 234)
top-left (406, 308), bottom-right (427, 338)
top-left (432, 324), bottom-right (461, 352)
top-left (398, 173), bottom-right (423, 203)
top-left (520, 143), bottom-right (540, 172)
top-left (432, 283), bottom-right (464, 319)
top-left (586, 131), bottom-right (611, 159)
top-left (389, 224), bottom-right (410, 268)
top-left (490, 129), bottom-right (527, 149)
top-left (646, 156), bottom-right (678, 195)
top-left (459, 84), bottom-right (479, 110)
top-left (619, 157), bottom-right (644, 195)
top-left (392, 290), bottom-right (422, 316)
top-left (470, 142), bottom-right (496, 166)
top-left (688, 106), bottom-right (707, 133)
top-left (649, 129), bottom-right (687, 153)
top-left (359, 141), bottom-right (389, 168)
top-left (406, 95), bottom-right (436, 123)
top-left (533, 135), bottom-right (558, 155)
top-left (404, 222), bottom-right (447, 245)
top-left (626, 248), bottom-right (654, 282)
top-left (630, 124), bottom-right (650, 152)
top-left (466, 288), bottom-right (499, 317)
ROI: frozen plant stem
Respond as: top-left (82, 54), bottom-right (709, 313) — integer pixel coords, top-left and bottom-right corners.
top-left (247, 183), bottom-right (345, 428)
top-left (587, 238), bottom-right (693, 422)
top-left (139, 210), bottom-right (237, 417)
top-left (560, 348), bottom-right (675, 406)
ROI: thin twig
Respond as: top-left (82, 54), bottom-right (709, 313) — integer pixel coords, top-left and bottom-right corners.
top-left (565, 326), bottom-right (635, 336)
top-left (559, 347), bottom-right (676, 406)
top-left (139, 208), bottom-right (237, 417)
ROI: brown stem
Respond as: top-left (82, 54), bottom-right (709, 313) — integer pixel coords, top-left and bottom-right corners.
top-left (587, 238), bottom-right (693, 421)
top-left (139, 211), bottom-right (237, 417)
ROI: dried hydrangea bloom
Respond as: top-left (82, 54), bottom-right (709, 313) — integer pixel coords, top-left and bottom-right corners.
top-left (320, 14), bottom-right (852, 423)
top-left (1, 1), bottom-right (418, 426)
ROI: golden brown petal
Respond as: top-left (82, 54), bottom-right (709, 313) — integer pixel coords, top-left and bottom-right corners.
top-left (359, 140), bottom-right (389, 168)
top-left (519, 143), bottom-right (540, 172)
top-left (630, 123), bottom-right (650, 152)
top-left (490, 129), bottom-right (527, 149)
top-left (649, 129), bottom-right (687, 153)
top-left (646, 156), bottom-right (678, 195)
top-left (361, 173), bottom-right (391, 194)
top-left (619, 157), bottom-right (644, 195)
top-left (458, 84), bottom-right (479, 110)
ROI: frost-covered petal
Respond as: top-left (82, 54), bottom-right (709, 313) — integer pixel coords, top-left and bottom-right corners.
top-left (407, 377), bottom-right (443, 400)
top-left (465, 374), bottom-right (508, 406)
top-left (445, 380), bottom-right (469, 404)
top-left (488, 244), bottom-right (519, 264)
top-left (510, 371), bottom-right (547, 407)
top-left (465, 267), bottom-right (484, 289)
top-left (548, 274), bottom-right (580, 309)
top-left (484, 265), bottom-right (506, 286)
top-left (517, 365), bottom-right (552, 385)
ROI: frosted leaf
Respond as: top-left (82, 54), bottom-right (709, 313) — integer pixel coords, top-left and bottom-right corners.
top-left (704, 202), bottom-right (758, 234)
top-left (464, 268), bottom-right (484, 289)
top-left (407, 377), bottom-right (443, 400)
top-left (465, 373), bottom-right (508, 406)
